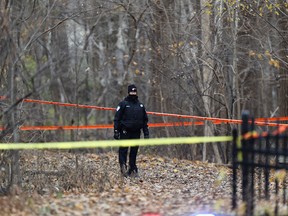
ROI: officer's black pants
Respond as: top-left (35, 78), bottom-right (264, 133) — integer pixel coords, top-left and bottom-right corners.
top-left (119, 130), bottom-right (141, 172)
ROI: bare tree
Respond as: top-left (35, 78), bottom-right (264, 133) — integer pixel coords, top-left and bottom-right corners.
top-left (277, 2), bottom-right (288, 117)
top-left (1, 0), bottom-right (287, 180)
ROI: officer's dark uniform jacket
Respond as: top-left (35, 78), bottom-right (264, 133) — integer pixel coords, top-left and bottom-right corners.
top-left (114, 95), bottom-right (149, 136)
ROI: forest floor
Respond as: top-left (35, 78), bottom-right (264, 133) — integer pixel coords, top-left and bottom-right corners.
top-left (0, 150), bottom-right (287, 216)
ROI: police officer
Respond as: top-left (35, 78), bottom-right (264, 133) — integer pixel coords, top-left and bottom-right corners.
top-left (114, 84), bottom-right (149, 177)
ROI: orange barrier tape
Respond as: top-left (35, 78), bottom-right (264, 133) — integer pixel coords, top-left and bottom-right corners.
top-left (0, 121), bottom-right (210, 131)
top-left (243, 131), bottom-right (259, 140)
top-left (150, 121), bottom-right (204, 127)
top-left (1, 97), bottom-right (288, 126)
top-left (148, 113), bottom-right (288, 127)
top-left (21, 99), bottom-right (288, 126)
top-left (147, 112), bottom-right (288, 127)
top-left (23, 99), bottom-right (115, 111)
top-left (19, 125), bottom-right (113, 130)
top-left (256, 117), bottom-right (288, 122)
top-left (1, 121), bottom-right (288, 132)
top-left (243, 125), bottom-right (288, 140)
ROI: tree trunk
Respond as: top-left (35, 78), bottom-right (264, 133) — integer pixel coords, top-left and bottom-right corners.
top-left (6, 0), bottom-right (22, 189)
top-left (278, 8), bottom-right (288, 117)
top-left (199, 0), bottom-right (223, 163)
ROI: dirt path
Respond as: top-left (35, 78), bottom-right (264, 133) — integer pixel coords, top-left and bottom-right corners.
top-left (1, 151), bottom-right (234, 216)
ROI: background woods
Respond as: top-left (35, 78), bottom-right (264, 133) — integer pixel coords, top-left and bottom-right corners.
top-left (0, 0), bottom-right (287, 189)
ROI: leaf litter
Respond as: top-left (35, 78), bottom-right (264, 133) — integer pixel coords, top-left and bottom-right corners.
top-left (1, 150), bottom-right (287, 215)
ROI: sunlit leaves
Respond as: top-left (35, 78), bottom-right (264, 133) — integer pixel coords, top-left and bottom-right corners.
top-left (204, 0), bottom-right (213, 15)
top-left (135, 69), bottom-right (141, 75)
top-left (249, 50), bottom-right (280, 70)
top-left (212, 0), bottom-right (288, 22)
top-left (257, 54), bottom-right (263, 61)
top-left (265, 50), bottom-right (271, 58)
top-left (248, 50), bottom-right (256, 57)
top-left (269, 58), bottom-right (280, 69)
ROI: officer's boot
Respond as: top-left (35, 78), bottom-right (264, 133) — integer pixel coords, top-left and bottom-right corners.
top-left (120, 164), bottom-right (128, 177)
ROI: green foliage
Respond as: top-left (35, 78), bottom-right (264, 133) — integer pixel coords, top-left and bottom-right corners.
top-left (23, 55), bottom-right (37, 73)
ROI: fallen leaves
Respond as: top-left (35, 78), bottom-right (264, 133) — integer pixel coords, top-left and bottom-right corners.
top-left (2, 150), bottom-right (285, 215)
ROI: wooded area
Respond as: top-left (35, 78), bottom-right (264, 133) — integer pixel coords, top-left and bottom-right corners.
top-left (0, 0), bottom-right (287, 205)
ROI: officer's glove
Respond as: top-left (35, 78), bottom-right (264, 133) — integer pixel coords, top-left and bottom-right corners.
top-left (144, 134), bottom-right (149, 139)
top-left (114, 130), bottom-right (120, 140)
